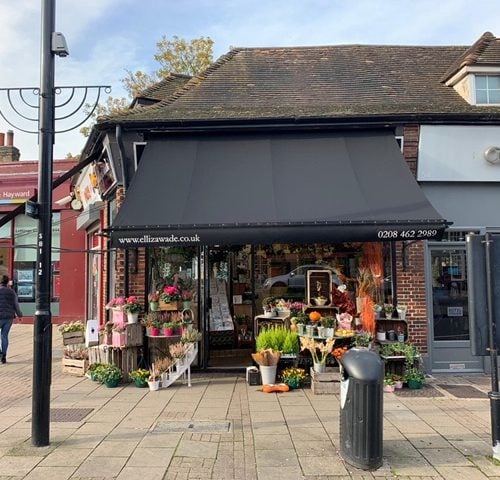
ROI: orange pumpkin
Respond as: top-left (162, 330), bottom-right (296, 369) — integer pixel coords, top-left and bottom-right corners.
top-left (309, 311), bottom-right (321, 322)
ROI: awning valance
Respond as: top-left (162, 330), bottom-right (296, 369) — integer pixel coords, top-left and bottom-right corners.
top-left (110, 130), bottom-right (447, 248)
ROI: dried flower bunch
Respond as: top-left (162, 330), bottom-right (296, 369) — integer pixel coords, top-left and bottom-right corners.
top-left (300, 336), bottom-right (335, 365)
top-left (181, 328), bottom-right (202, 343)
top-left (155, 357), bottom-right (173, 373)
top-left (148, 291), bottom-right (160, 302)
top-left (251, 348), bottom-right (281, 366)
top-left (63, 346), bottom-right (88, 360)
top-left (169, 342), bottom-right (187, 359)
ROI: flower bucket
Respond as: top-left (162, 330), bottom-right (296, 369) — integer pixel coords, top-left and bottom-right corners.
top-left (383, 384), bottom-right (395, 393)
top-left (407, 379), bottom-right (423, 390)
top-left (394, 380), bottom-right (404, 389)
top-left (317, 326), bottom-right (326, 338)
top-left (149, 301), bottom-right (159, 312)
top-left (134, 378), bottom-right (148, 388)
top-left (127, 313), bottom-right (139, 324)
top-left (105, 378), bottom-right (120, 388)
top-left (297, 323), bottom-right (305, 335)
top-left (313, 362), bottom-right (326, 373)
top-left (112, 308), bottom-right (127, 327)
top-left (260, 365), bottom-right (277, 385)
top-left (286, 378), bottom-right (303, 389)
top-left (162, 327), bottom-right (174, 337)
top-left (147, 380), bottom-right (160, 391)
top-left (150, 327), bottom-right (160, 337)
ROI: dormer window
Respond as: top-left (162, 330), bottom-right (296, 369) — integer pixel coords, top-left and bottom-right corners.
top-left (475, 75), bottom-right (500, 104)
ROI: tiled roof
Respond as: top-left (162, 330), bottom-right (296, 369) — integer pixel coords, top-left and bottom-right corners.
top-left (100, 35), bottom-right (500, 126)
top-left (131, 73), bottom-right (191, 107)
top-left (441, 32), bottom-right (500, 81)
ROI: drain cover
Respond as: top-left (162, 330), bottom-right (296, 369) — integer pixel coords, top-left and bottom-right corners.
top-left (50, 408), bottom-right (93, 422)
top-left (437, 384), bottom-right (486, 398)
top-left (394, 385), bottom-right (444, 397)
top-left (153, 420), bottom-right (231, 433)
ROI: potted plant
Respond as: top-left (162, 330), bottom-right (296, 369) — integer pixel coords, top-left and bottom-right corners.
top-left (98, 363), bottom-right (122, 388)
top-left (123, 295), bottom-right (142, 323)
top-left (383, 376), bottom-right (395, 393)
top-left (147, 366), bottom-right (161, 391)
top-left (181, 289), bottom-right (194, 309)
top-left (141, 311), bottom-right (161, 335)
top-left (251, 348), bottom-right (281, 385)
top-left (320, 316), bottom-right (335, 337)
top-left (129, 368), bottom-right (150, 388)
top-left (280, 367), bottom-right (307, 389)
top-left (160, 285), bottom-right (181, 310)
top-left (392, 373), bottom-right (404, 389)
top-left (148, 291), bottom-right (160, 311)
top-left (353, 330), bottom-right (373, 348)
top-left (112, 325), bottom-right (126, 347)
top-left (405, 367), bottom-right (425, 389)
top-left (373, 304), bottom-right (383, 319)
top-left (86, 362), bottom-right (103, 381)
top-left (396, 304), bottom-right (407, 320)
top-left (99, 322), bottom-right (113, 346)
top-left (299, 336), bottom-right (335, 373)
top-left (384, 303), bottom-right (394, 319)
top-left (162, 321), bottom-right (175, 337)
top-left (106, 296), bottom-right (127, 325)
top-left (154, 357), bottom-right (173, 384)
top-left (181, 328), bottom-right (203, 344)
top-left (169, 342), bottom-right (188, 371)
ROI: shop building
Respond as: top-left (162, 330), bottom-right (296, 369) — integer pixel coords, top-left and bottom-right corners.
top-left (75, 33), bottom-right (500, 373)
top-left (0, 130), bottom-right (86, 324)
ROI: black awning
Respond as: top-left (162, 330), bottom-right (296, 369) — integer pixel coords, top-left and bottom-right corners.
top-left (110, 130), bottom-right (447, 248)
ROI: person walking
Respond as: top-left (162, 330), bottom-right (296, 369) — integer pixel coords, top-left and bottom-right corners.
top-left (0, 275), bottom-right (23, 363)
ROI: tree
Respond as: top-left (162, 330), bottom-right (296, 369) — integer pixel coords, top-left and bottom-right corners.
top-left (81, 35), bottom-right (214, 136)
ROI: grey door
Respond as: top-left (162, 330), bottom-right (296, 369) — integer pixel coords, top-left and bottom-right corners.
top-left (429, 246), bottom-right (483, 372)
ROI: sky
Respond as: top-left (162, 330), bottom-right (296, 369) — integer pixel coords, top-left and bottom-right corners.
top-left (0, 0), bottom-right (499, 161)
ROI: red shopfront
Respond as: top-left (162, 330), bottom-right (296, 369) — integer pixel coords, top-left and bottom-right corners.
top-left (0, 159), bottom-right (86, 324)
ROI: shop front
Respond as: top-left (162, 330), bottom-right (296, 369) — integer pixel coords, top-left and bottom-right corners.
top-left (108, 129), bottom-right (447, 369)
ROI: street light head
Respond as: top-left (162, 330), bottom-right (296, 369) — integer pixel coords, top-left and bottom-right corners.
top-left (51, 32), bottom-right (69, 57)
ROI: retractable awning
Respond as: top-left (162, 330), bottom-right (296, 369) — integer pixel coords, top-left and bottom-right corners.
top-left (110, 130), bottom-right (447, 248)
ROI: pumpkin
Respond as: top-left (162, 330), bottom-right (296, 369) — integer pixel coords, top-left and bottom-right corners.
top-left (309, 311), bottom-right (321, 322)
top-left (262, 383), bottom-right (290, 393)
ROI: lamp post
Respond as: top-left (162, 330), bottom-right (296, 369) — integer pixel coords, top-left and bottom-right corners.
top-left (0, 1), bottom-right (109, 446)
top-left (32, 0), bottom-right (58, 447)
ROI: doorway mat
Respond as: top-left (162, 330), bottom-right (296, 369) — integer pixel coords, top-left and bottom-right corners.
top-left (153, 420), bottom-right (232, 433)
top-left (394, 385), bottom-right (444, 397)
top-left (437, 384), bottom-right (487, 398)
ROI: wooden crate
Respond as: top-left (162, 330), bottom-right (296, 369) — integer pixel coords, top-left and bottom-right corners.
top-left (125, 324), bottom-right (143, 347)
top-left (88, 345), bottom-right (138, 382)
top-left (62, 358), bottom-right (88, 376)
top-left (311, 379), bottom-right (340, 394)
top-left (160, 300), bottom-right (182, 311)
top-left (310, 366), bottom-right (340, 382)
top-left (62, 331), bottom-right (85, 346)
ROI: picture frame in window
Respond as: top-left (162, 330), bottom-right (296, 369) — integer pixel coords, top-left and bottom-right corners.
top-left (17, 284), bottom-right (34, 299)
top-left (16, 269), bottom-right (34, 283)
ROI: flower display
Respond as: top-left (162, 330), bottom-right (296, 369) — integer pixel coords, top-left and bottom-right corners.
top-left (300, 336), bottom-right (335, 365)
top-left (106, 296), bottom-right (126, 310)
top-left (290, 301), bottom-right (304, 316)
top-left (58, 320), bottom-right (85, 333)
top-left (280, 367), bottom-right (307, 388)
top-left (169, 341), bottom-right (187, 359)
top-left (123, 295), bottom-right (142, 314)
top-left (160, 285), bottom-right (181, 302)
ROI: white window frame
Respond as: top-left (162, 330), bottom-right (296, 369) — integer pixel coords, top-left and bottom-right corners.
top-left (474, 74), bottom-right (500, 105)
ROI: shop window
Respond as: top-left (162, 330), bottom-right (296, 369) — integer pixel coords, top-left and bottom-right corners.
top-left (13, 214), bottom-right (60, 306)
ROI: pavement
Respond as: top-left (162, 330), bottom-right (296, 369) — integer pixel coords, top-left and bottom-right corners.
top-left (1, 324), bottom-right (500, 480)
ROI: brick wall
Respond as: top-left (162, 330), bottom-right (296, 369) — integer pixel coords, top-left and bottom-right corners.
top-left (396, 123), bottom-right (428, 353)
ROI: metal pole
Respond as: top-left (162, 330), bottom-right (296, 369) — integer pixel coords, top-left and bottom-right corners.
top-left (485, 232), bottom-right (500, 459)
top-left (32, 0), bottom-right (55, 447)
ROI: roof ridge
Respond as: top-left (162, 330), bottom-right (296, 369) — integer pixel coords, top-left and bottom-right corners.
top-left (440, 31), bottom-right (496, 82)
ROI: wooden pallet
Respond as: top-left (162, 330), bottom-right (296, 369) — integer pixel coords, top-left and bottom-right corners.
top-left (310, 366), bottom-right (340, 394)
top-left (62, 358), bottom-right (88, 376)
top-left (88, 345), bottom-right (138, 382)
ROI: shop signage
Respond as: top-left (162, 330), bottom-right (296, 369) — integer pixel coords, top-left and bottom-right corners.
top-left (0, 186), bottom-right (35, 204)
